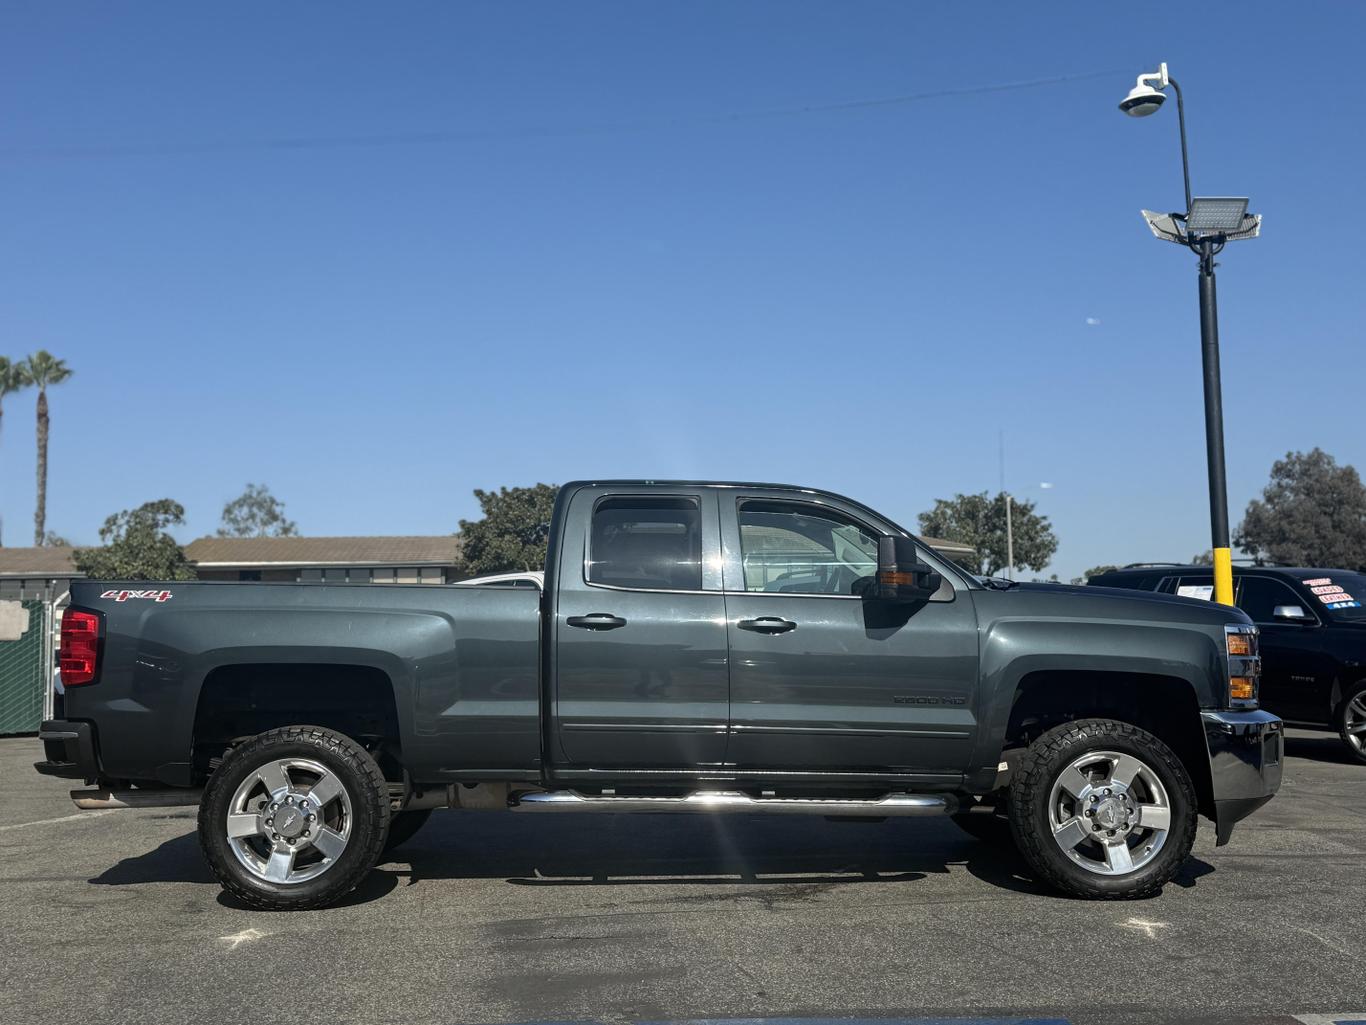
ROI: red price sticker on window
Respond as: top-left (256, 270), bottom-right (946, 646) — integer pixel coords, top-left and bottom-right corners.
top-left (1319, 591), bottom-right (1355, 604)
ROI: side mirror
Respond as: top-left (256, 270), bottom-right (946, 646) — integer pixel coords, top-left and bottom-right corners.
top-left (875, 536), bottom-right (942, 602)
top-left (1273, 604), bottom-right (1310, 622)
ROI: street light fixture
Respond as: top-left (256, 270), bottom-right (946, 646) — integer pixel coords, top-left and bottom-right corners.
top-left (1121, 63), bottom-right (1260, 607)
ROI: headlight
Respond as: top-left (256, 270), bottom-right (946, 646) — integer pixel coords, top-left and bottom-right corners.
top-left (1224, 624), bottom-right (1260, 707)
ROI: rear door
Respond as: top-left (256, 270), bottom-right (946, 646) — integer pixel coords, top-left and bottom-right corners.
top-left (720, 493), bottom-right (980, 774)
top-left (550, 486), bottom-right (729, 769)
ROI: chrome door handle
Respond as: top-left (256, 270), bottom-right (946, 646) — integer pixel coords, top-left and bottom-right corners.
top-left (738, 616), bottom-right (796, 634)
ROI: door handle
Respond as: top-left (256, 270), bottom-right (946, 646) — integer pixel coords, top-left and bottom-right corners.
top-left (738, 616), bottom-right (797, 634)
top-left (566, 613), bottom-right (627, 631)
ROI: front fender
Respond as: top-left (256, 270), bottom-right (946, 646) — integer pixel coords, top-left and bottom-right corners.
top-left (969, 615), bottom-right (1226, 779)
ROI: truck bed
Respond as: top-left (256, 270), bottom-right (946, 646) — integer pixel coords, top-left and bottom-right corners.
top-left (60, 580), bottom-right (542, 785)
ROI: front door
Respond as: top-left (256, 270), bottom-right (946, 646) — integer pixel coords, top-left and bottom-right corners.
top-left (551, 486), bottom-right (729, 769)
top-left (1235, 575), bottom-right (1331, 723)
top-left (721, 494), bottom-right (980, 774)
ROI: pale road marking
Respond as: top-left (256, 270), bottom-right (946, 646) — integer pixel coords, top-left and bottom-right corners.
top-left (0, 810), bottom-right (115, 833)
top-left (1290, 925), bottom-right (1357, 958)
top-left (221, 928), bottom-right (268, 950)
top-left (1118, 917), bottom-right (1169, 939)
top-left (1293, 1014), bottom-right (1366, 1024)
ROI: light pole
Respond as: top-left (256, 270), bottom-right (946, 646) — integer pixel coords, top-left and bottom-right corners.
top-left (1003, 483), bottom-right (1052, 581)
top-left (1120, 63), bottom-right (1261, 607)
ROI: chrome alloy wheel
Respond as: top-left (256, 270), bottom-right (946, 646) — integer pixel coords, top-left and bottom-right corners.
top-left (1345, 693), bottom-right (1366, 755)
top-left (226, 757), bottom-right (353, 885)
top-left (1047, 749), bottom-right (1171, 876)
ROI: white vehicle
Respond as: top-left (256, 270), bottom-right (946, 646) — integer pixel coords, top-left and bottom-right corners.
top-left (456, 571), bottom-right (544, 589)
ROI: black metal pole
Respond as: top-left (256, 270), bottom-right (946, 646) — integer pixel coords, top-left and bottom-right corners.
top-left (1170, 77), bottom-right (1193, 216)
top-left (1197, 238), bottom-right (1233, 603)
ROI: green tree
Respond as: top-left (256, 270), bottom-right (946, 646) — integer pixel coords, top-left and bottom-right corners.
top-left (918, 491), bottom-right (1058, 577)
top-left (458, 484), bottom-right (558, 574)
top-left (1072, 564), bottom-right (1120, 584)
top-left (74, 499), bottom-right (197, 581)
top-left (0, 356), bottom-right (30, 447)
top-left (0, 357), bottom-right (31, 546)
top-left (1236, 448), bottom-right (1366, 568)
top-left (19, 351), bottom-right (73, 546)
top-left (218, 483), bottom-right (299, 538)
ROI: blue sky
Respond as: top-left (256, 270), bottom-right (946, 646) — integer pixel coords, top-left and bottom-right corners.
top-left (2, 2), bottom-right (1364, 580)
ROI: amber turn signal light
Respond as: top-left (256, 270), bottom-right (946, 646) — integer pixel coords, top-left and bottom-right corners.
top-left (1227, 633), bottom-right (1253, 657)
top-left (1229, 677), bottom-right (1256, 701)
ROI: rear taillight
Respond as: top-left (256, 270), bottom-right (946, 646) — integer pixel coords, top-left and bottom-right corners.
top-left (60, 610), bottom-right (102, 686)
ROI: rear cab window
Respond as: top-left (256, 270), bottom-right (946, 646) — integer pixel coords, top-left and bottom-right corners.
top-left (587, 496), bottom-right (704, 591)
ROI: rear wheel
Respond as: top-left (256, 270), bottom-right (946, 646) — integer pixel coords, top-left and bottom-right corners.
top-left (1009, 718), bottom-right (1197, 899)
top-left (198, 725), bottom-right (390, 911)
top-left (1337, 681), bottom-right (1366, 765)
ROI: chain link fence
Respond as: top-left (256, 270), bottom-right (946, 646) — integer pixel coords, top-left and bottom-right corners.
top-left (0, 599), bottom-right (57, 735)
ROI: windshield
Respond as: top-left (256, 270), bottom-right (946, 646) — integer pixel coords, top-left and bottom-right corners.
top-left (1298, 572), bottom-right (1366, 619)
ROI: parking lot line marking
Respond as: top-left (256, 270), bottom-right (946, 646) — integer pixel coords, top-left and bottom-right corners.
top-left (220, 928), bottom-right (268, 949)
top-left (1289, 926), bottom-right (1355, 958)
top-left (1118, 917), bottom-right (1169, 939)
top-left (0, 810), bottom-right (114, 833)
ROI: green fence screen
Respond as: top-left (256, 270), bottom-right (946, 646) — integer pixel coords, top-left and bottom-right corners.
top-left (0, 601), bottom-right (45, 735)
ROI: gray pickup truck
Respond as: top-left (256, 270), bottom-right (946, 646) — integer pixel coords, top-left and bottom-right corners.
top-left (36, 480), bottom-right (1282, 909)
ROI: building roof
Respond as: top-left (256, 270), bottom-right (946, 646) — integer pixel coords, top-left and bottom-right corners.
top-left (183, 535), bottom-right (462, 568)
top-left (920, 535), bottom-right (974, 558)
top-left (0, 546), bottom-right (80, 578)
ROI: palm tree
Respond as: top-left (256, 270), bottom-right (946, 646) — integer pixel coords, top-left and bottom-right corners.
top-left (0, 357), bottom-right (33, 547)
top-left (19, 351), bottom-right (73, 546)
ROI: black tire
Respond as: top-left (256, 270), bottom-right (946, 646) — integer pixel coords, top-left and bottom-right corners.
top-left (1009, 718), bottom-right (1197, 900)
top-left (198, 725), bottom-right (390, 911)
top-left (951, 793), bottom-right (1014, 847)
top-left (383, 809), bottom-right (433, 853)
top-left (1336, 681), bottom-right (1366, 766)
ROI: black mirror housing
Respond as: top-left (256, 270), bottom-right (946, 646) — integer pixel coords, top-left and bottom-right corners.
top-left (875, 536), bottom-right (943, 602)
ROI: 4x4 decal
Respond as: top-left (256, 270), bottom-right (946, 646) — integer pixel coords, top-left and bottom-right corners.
top-left (100, 589), bottom-right (174, 603)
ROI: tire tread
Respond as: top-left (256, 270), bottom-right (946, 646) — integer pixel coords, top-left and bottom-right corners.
top-left (1009, 718), bottom-right (1197, 900)
top-left (197, 725), bottom-right (390, 911)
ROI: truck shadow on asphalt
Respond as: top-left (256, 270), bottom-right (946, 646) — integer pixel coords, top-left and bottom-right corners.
top-left (86, 814), bottom-right (1216, 910)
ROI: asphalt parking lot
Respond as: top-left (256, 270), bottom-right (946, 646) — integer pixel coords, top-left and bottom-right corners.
top-left (1, 730), bottom-right (1362, 1025)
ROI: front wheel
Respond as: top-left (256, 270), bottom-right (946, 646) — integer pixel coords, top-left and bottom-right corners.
top-left (1009, 719), bottom-right (1197, 899)
top-left (198, 726), bottom-right (391, 911)
top-left (1337, 681), bottom-right (1366, 765)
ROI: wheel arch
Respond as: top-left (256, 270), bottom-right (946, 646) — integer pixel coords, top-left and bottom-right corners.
top-left (192, 662), bottom-right (404, 784)
top-left (1001, 669), bottom-right (1215, 822)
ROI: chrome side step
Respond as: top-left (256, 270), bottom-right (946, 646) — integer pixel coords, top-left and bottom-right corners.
top-left (512, 790), bottom-right (956, 816)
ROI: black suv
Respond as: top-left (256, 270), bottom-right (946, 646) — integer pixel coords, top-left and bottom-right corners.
top-left (1089, 564), bottom-right (1366, 764)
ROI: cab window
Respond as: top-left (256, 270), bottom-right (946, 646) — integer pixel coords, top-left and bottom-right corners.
top-left (1173, 575), bottom-right (1215, 601)
top-left (1238, 576), bottom-right (1315, 623)
top-left (737, 500), bottom-right (878, 595)
top-left (588, 497), bottom-right (703, 591)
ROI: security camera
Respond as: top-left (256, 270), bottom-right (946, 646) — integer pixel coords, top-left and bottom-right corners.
top-left (1119, 84), bottom-right (1166, 117)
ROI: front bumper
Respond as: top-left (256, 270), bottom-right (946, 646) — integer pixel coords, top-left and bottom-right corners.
top-left (1202, 709), bottom-right (1283, 845)
top-left (33, 720), bottom-right (99, 783)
